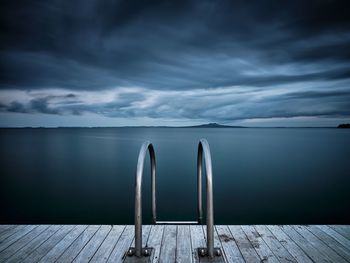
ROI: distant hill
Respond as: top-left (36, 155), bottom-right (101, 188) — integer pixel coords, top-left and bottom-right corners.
top-left (337, 123), bottom-right (350, 128)
top-left (186, 123), bottom-right (244, 128)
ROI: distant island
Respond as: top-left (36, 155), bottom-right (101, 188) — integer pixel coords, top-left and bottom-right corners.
top-left (337, 124), bottom-right (350, 128)
top-left (186, 122), bottom-right (244, 128)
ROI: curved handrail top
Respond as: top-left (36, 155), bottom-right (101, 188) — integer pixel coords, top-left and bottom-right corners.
top-left (135, 141), bottom-right (155, 188)
top-left (198, 138), bottom-right (213, 182)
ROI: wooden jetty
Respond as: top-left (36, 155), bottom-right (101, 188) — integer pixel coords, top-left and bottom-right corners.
top-left (0, 224), bottom-right (349, 262)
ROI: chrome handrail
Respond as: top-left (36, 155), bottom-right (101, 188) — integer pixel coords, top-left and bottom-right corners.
top-left (134, 141), bottom-right (156, 257)
top-left (197, 138), bottom-right (218, 258)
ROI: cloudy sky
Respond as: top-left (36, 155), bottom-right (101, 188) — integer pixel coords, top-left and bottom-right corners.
top-left (0, 0), bottom-right (350, 127)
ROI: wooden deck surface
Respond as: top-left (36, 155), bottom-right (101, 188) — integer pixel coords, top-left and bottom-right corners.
top-left (0, 225), bottom-right (349, 262)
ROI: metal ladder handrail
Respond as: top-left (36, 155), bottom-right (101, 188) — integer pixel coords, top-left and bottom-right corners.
top-left (197, 138), bottom-right (221, 258)
top-left (126, 139), bottom-right (222, 261)
top-left (134, 141), bottom-right (156, 257)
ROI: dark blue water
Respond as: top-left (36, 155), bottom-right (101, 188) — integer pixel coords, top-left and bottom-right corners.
top-left (0, 128), bottom-right (349, 224)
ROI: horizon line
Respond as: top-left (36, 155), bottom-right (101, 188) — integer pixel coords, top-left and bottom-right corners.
top-left (0, 125), bottom-right (341, 129)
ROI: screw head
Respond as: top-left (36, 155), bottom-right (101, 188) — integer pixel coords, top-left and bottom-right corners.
top-left (127, 248), bottom-right (134, 257)
top-left (199, 249), bottom-right (206, 257)
top-left (143, 249), bottom-right (150, 256)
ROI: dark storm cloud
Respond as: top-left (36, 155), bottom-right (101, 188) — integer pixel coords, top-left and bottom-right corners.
top-left (30, 98), bottom-right (60, 114)
top-left (1, 0), bottom-right (350, 90)
top-left (0, 0), bottom-right (350, 123)
top-left (1, 93), bottom-right (80, 115)
top-left (7, 101), bottom-right (27, 113)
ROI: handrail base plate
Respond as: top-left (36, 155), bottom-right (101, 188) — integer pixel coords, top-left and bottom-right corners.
top-left (197, 247), bottom-right (224, 262)
top-left (123, 248), bottom-right (154, 263)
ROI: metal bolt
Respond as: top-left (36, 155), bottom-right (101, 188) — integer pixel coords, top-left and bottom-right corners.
top-left (144, 249), bottom-right (150, 257)
top-left (199, 249), bottom-right (206, 257)
top-left (215, 249), bottom-right (221, 257)
top-left (127, 248), bottom-right (134, 257)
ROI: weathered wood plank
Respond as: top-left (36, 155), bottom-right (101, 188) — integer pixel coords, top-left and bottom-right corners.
top-left (0, 225), bottom-right (28, 246)
top-left (24, 225), bottom-right (75, 263)
top-left (0, 226), bottom-right (16, 236)
top-left (90, 225), bottom-right (125, 263)
top-left (213, 225), bottom-right (229, 263)
top-left (107, 225), bottom-right (134, 263)
top-left (241, 225), bottom-right (279, 263)
top-left (73, 225), bottom-right (112, 262)
top-left (0, 225), bottom-right (37, 253)
top-left (228, 225), bottom-right (260, 262)
top-left (0, 226), bottom-right (11, 232)
top-left (293, 225), bottom-right (348, 263)
top-left (254, 225), bottom-right (297, 263)
top-left (5, 225), bottom-right (62, 263)
top-left (140, 225), bottom-right (153, 259)
top-left (54, 225), bottom-right (100, 263)
top-left (267, 225), bottom-right (313, 263)
top-left (190, 225), bottom-right (205, 263)
top-left (148, 225), bottom-right (165, 263)
top-left (317, 225), bottom-right (350, 249)
top-left (37, 225), bottom-right (87, 263)
top-left (0, 225), bottom-right (49, 261)
top-left (0, 226), bottom-right (20, 243)
top-left (176, 225), bottom-right (192, 263)
top-left (216, 225), bottom-right (244, 263)
top-left (329, 225), bottom-right (350, 240)
top-left (107, 225), bottom-right (152, 263)
top-left (159, 225), bottom-right (177, 263)
top-left (280, 225), bottom-right (331, 263)
top-left (306, 225), bottom-right (350, 261)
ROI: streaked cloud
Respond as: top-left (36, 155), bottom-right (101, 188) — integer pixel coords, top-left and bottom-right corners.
top-left (1, 81), bottom-right (349, 123)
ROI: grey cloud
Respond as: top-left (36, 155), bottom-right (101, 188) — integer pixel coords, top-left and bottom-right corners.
top-left (7, 101), bottom-right (27, 113)
top-left (283, 90), bottom-right (350, 100)
top-left (30, 98), bottom-right (60, 114)
top-left (106, 92), bottom-right (146, 108)
top-left (1, 0), bottom-right (350, 91)
top-left (0, 0), bottom-right (350, 125)
top-left (2, 98), bottom-right (60, 115)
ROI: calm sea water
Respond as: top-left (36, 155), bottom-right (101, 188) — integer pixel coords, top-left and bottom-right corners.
top-left (0, 128), bottom-right (349, 224)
